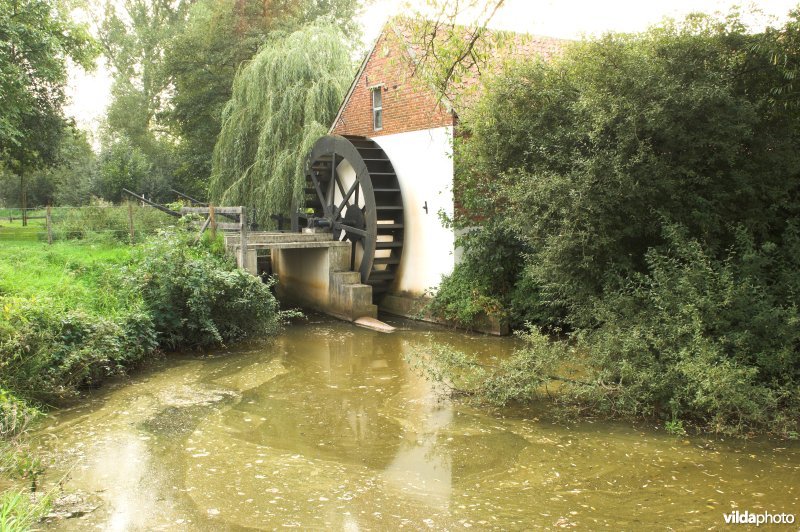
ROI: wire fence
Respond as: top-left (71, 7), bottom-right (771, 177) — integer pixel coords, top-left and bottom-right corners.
top-left (0, 203), bottom-right (181, 244)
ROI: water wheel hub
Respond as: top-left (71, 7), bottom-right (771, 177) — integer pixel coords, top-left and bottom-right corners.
top-left (340, 205), bottom-right (366, 240)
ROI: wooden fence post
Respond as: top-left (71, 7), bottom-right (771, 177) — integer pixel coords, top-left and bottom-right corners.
top-left (21, 191), bottom-right (27, 227)
top-left (128, 201), bottom-right (135, 244)
top-left (239, 207), bottom-right (248, 269)
top-left (46, 205), bottom-right (52, 245)
top-left (209, 204), bottom-right (216, 240)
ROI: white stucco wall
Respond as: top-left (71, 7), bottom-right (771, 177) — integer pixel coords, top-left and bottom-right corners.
top-left (372, 126), bottom-right (455, 296)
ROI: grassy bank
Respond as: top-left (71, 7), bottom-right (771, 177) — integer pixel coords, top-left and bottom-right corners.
top-left (1, 231), bottom-right (284, 396)
top-left (0, 240), bottom-right (132, 311)
top-left (0, 225), bottom-right (285, 525)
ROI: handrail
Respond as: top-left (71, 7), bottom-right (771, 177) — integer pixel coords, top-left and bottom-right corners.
top-left (170, 188), bottom-right (207, 206)
top-left (121, 189), bottom-right (182, 217)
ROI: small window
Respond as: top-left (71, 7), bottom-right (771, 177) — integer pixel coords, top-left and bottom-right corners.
top-left (372, 87), bottom-right (383, 131)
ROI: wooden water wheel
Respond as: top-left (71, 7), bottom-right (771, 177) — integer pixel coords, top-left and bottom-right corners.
top-left (291, 134), bottom-right (404, 301)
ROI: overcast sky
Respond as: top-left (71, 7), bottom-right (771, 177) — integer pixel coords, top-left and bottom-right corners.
top-left (65, 0), bottom-right (799, 138)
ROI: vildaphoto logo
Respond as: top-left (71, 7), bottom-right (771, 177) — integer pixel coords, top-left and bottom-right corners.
top-left (723, 510), bottom-right (795, 526)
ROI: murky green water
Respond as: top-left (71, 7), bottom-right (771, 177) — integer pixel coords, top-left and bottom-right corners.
top-left (34, 316), bottom-right (799, 530)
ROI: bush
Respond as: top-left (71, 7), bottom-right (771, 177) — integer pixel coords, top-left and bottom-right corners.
top-left (130, 229), bottom-right (282, 349)
top-left (0, 297), bottom-right (157, 397)
top-left (417, 225), bottom-right (800, 435)
top-left (568, 225), bottom-right (800, 434)
top-left (427, 223), bottom-right (552, 330)
top-left (422, 10), bottom-right (800, 436)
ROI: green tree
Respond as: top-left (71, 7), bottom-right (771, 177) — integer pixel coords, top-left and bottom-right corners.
top-left (96, 0), bottom-right (190, 202)
top-left (423, 10), bottom-right (800, 435)
top-left (164, 0), bottom-right (364, 198)
top-left (209, 22), bottom-right (355, 225)
top-left (94, 137), bottom-right (152, 203)
top-left (51, 128), bottom-right (97, 206)
top-left (0, 127), bottom-right (96, 206)
top-left (0, 0), bottom-right (96, 209)
top-left (99, 0), bottom-right (190, 145)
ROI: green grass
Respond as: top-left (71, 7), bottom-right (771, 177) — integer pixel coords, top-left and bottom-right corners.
top-left (0, 209), bottom-right (46, 219)
top-left (0, 218), bottom-right (47, 242)
top-left (0, 489), bottom-right (51, 532)
top-left (0, 240), bottom-right (132, 314)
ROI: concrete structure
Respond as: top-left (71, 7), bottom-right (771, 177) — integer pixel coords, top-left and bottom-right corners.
top-left (226, 231), bottom-right (377, 321)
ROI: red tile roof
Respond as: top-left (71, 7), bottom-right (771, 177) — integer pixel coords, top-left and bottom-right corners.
top-left (329, 17), bottom-right (568, 135)
top-left (388, 16), bottom-right (568, 110)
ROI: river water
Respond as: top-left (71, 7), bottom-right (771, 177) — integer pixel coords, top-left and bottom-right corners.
top-left (34, 316), bottom-right (799, 530)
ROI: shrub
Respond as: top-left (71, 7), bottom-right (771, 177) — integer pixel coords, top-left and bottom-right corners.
top-left (130, 229), bottom-right (282, 349)
top-left (568, 225), bottom-right (800, 434)
top-left (417, 225), bottom-right (800, 436)
top-left (0, 297), bottom-right (157, 397)
top-left (426, 223), bottom-right (551, 329)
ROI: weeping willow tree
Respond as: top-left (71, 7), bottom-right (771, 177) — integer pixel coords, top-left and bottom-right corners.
top-left (209, 23), bottom-right (354, 226)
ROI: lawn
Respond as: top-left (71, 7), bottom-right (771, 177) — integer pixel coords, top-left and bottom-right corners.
top-left (0, 240), bottom-right (133, 314)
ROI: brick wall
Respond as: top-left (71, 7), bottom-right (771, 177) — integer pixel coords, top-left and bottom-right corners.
top-left (331, 30), bottom-right (455, 138)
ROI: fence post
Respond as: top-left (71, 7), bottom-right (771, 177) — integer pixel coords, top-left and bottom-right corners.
top-left (209, 204), bottom-right (216, 240)
top-left (239, 207), bottom-right (248, 269)
top-left (46, 205), bottom-right (52, 245)
top-left (128, 201), bottom-right (135, 244)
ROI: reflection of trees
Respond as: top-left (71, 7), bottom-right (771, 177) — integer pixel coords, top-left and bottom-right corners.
top-left (229, 326), bottom-right (406, 470)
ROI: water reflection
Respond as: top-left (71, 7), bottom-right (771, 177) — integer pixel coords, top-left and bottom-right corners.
top-left (235, 329), bottom-right (407, 469)
top-left (34, 316), bottom-right (800, 530)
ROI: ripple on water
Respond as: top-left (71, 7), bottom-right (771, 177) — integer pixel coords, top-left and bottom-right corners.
top-left (34, 318), bottom-right (800, 530)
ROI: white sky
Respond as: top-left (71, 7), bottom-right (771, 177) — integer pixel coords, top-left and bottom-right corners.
top-left (65, 0), bottom-right (799, 139)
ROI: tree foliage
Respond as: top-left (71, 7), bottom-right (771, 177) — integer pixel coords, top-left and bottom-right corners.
top-left (164, 0), bottom-right (363, 197)
top-left (94, 0), bottom-right (190, 203)
top-left (94, 137), bottom-right (153, 202)
top-left (456, 12), bottom-right (800, 324)
top-left (0, 0), bottom-right (96, 205)
top-left (399, 0), bottom-right (507, 102)
top-left (99, 0), bottom-right (189, 147)
top-left (209, 22), bottom-right (355, 225)
top-left (0, 0), bottom-right (96, 162)
top-left (0, 127), bottom-right (96, 207)
top-left (425, 11), bottom-right (800, 435)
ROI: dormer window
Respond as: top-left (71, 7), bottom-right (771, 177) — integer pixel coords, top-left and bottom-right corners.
top-left (371, 86), bottom-right (383, 131)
